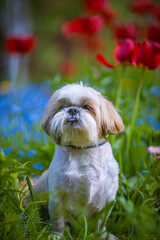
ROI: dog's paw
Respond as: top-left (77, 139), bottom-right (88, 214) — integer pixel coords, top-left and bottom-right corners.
top-left (108, 233), bottom-right (119, 240)
top-left (48, 233), bottom-right (62, 240)
top-left (100, 233), bottom-right (119, 240)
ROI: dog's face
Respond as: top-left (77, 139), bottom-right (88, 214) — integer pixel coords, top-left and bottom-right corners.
top-left (41, 83), bottom-right (125, 147)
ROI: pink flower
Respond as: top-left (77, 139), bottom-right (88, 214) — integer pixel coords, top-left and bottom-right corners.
top-left (147, 146), bottom-right (160, 155)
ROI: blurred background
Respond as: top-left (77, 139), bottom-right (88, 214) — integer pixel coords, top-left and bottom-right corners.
top-left (0, 0), bottom-right (160, 150)
top-left (0, 0), bottom-right (160, 86)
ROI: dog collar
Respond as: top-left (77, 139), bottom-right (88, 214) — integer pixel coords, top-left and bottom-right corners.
top-left (64, 140), bottom-right (107, 149)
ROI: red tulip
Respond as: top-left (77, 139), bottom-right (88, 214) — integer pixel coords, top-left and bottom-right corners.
top-left (132, 40), bottom-right (160, 69)
top-left (129, 0), bottom-right (156, 15)
top-left (85, 0), bottom-right (117, 24)
top-left (6, 35), bottom-right (36, 54)
top-left (61, 15), bottom-right (104, 38)
top-left (153, 6), bottom-right (160, 21)
top-left (113, 22), bottom-right (140, 41)
top-left (85, 0), bottom-right (106, 12)
top-left (114, 39), bottom-right (135, 64)
top-left (147, 24), bottom-right (160, 43)
top-left (102, 7), bottom-right (117, 24)
top-left (96, 53), bottom-right (115, 68)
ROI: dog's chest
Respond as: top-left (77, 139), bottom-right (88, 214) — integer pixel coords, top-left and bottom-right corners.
top-left (49, 148), bottom-right (106, 206)
top-left (49, 144), bottom-right (119, 220)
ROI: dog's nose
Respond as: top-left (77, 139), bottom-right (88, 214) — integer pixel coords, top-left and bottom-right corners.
top-left (67, 107), bottom-right (79, 115)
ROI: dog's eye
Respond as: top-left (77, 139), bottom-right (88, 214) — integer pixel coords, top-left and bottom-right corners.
top-left (83, 105), bottom-right (91, 111)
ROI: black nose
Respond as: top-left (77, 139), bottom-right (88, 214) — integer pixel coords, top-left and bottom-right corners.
top-left (67, 107), bottom-right (79, 115)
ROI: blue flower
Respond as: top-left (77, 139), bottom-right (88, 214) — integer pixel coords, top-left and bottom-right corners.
top-left (18, 150), bottom-right (25, 156)
top-left (150, 86), bottom-right (160, 97)
top-left (32, 162), bottom-right (44, 170)
top-left (147, 115), bottom-right (160, 130)
top-left (136, 118), bottom-right (143, 126)
top-left (3, 146), bottom-right (14, 156)
top-left (0, 82), bottom-right (50, 142)
top-left (141, 170), bottom-right (149, 174)
top-left (12, 104), bottom-right (21, 114)
top-left (141, 141), bottom-right (146, 146)
top-left (27, 149), bottom-right (37, 157)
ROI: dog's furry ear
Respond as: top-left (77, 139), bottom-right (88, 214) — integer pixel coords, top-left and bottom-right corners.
top-left (41, 91), bottom-right (59, 136)
top-left (41, 104), bottom-right (52, 136)
top-left (100, 95), bottom-right (125, 136)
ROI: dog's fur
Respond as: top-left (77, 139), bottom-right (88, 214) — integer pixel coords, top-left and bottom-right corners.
top-left (30, 83), bottom-right (125, 239)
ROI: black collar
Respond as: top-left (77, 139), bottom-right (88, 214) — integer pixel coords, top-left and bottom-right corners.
top-left (64, 140), bottom-right (107, 149)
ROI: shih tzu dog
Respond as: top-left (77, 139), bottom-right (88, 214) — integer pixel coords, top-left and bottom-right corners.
top-left (30, 83), bottom-right (125, 239)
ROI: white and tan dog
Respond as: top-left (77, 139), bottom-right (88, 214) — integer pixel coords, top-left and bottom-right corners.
top-left (31, 83), bottom-right (125, 239)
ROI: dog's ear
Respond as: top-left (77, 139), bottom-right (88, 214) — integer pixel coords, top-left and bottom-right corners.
top-left (41, 91), bottom-right (59, 136)
top-left (100, 95), bottom-right (125, 136)
top-left (41, 101), bottom-right (53, 136)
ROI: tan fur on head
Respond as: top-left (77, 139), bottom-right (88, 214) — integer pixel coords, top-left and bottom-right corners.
top-left (99, 94), bottom-right (125, 136)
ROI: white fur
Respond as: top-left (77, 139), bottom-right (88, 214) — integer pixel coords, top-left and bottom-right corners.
top-left (50, 106), bottom-right (99, 147)
top-left (56, 83), bottom-right (100, 106)
top-left (32, 83), bottom-right (125, 239)
top-left (49, 143), bottom-right (119, 231)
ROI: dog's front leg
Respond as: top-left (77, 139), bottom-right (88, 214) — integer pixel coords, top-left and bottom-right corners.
top-left (49, 200), bottom-right (66, 238)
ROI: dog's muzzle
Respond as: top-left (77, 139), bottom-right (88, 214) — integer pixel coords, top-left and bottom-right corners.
top-left (67, 107), bottom-right (80, 122)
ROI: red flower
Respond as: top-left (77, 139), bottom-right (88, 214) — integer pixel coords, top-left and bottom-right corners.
top-left (6, 35), bottom-right (36, 54)
top-left (96, 53), bottom-right (115, 68)
top-left (102, 7), bottom-right (117, 24)
top-left (114, 39), bottom-right (135, 64)
top-left (129, 0), bottom-right (156, 15)
top-left (132, 40), bottom-right (160, 69)
top-left (85, 0), bottom-right (106, 12)
top-left (85, 0), bottom-right (117, 24)
top-left (61, 15), bottom-right (104, 38)
top-left (147, 24), bottom-right (160, 43)
top-left (113, 22), bottom-right (140, 41)
top-left (153, 6), bottom-right (160, 21)
top-left (97, 39), bottom-right (135, 68)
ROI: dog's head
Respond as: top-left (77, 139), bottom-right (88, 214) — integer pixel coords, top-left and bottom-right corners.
top-left (41, 83), bottom-right (125, 148)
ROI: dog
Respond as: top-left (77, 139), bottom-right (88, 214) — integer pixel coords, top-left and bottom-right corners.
top-left (29, 82), bottom-right (125, 239)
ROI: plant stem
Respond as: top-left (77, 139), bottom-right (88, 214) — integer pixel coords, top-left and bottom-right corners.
top-left (128, 68), bottom-right (145, 148)
top-left (115, 66), bottom-right (126, 110)
top-left (111, 66), bottom-right (126, 146)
